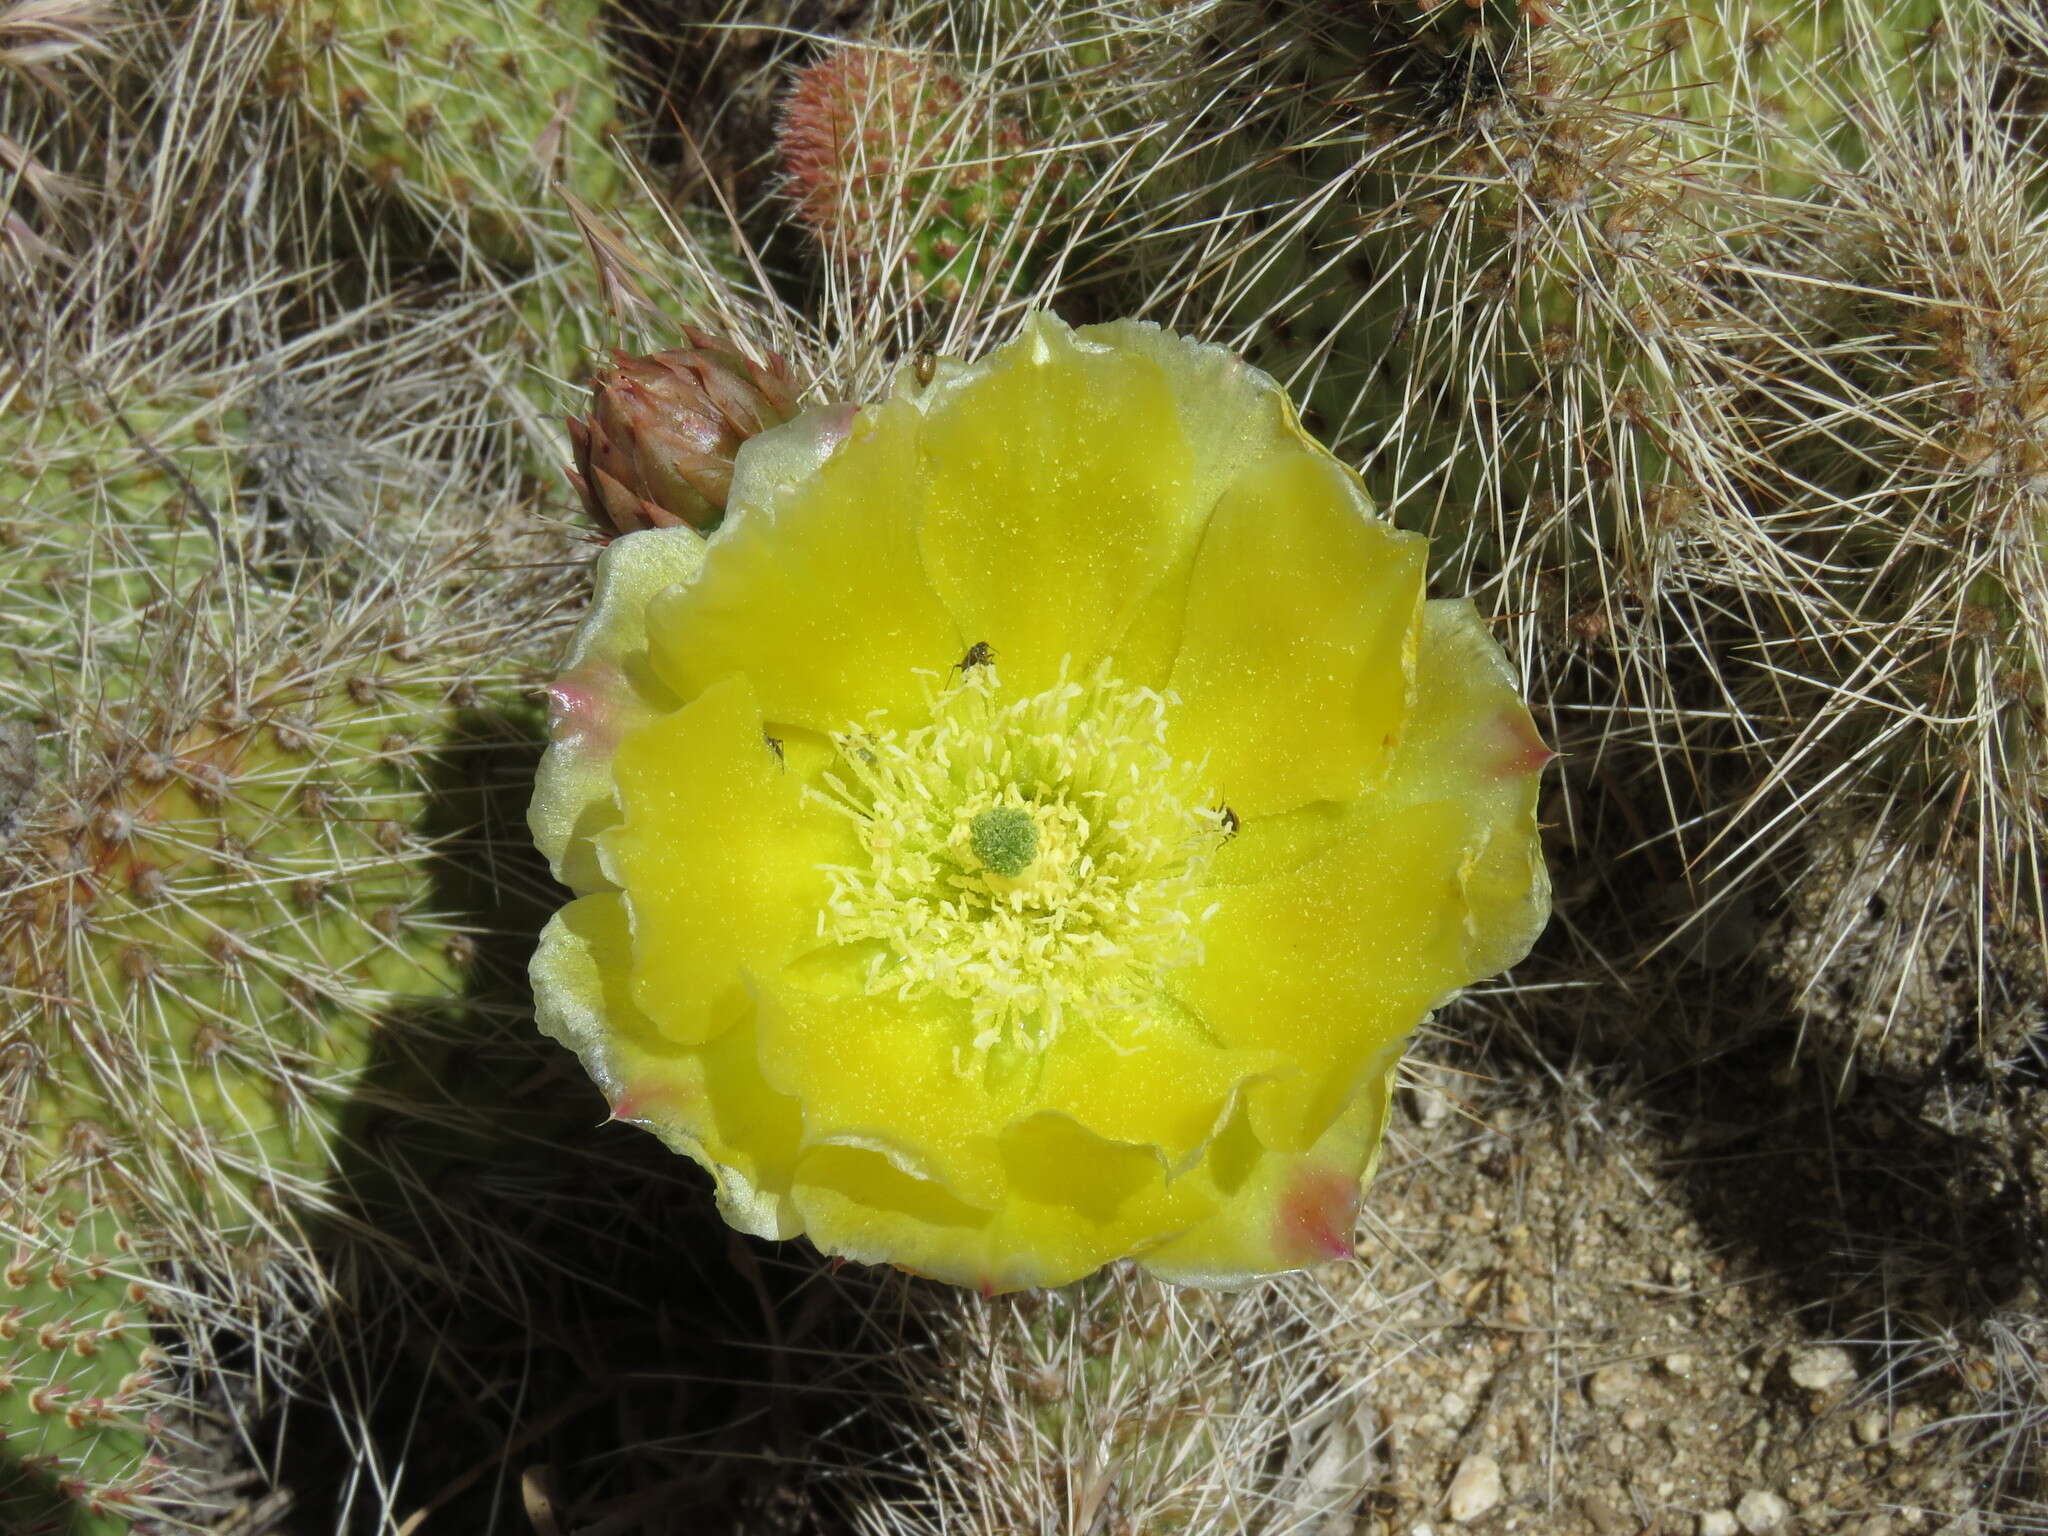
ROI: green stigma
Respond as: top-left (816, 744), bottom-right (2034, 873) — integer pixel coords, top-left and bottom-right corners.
top-left (971, 805), bottom-right (1039, 878)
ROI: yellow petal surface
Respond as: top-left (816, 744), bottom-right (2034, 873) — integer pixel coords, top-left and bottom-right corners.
top-left (603, 674), bottom-right (855, 1046)
top-left (913, 315), bottom-right (1204, 696)
top-left (1169, 796), bottom-right (1472, 1154)
top-left (1074, 319), bottom-right (1310, 503)
top-left (1031, 318), bottom-right (1320, 692)
top-left (792, 1114), bottom-right (1217, 1293)
top-left (645, 397), bottom-right (962, 732)
top-left (1031, 1010), bottom-right (1286, 1176)
top-left (1141, 1048), bottom-right (1403, 1286)
top-left (755, 977), bottom-right (1014, 1207)
top-left (530, 892), bottom-right (804, 1240)
top-left (789, 1145), bottom-right (998, 1286)
top-left (1383, 600), bottom-right (1553, 979)
top-left (1206, 800), bottom-right (1351, 887)
top-left (1167, 451), bottom-right (1426, 817)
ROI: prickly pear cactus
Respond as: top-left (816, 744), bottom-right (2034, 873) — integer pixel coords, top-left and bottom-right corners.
top-left (251, 0), bottom-right (740, 493)
top-left (257, 0), bottom-right (631, 265)
top-left (1236, 0), bottom-right (1947, 651)
top-left (0, 1176), bottom-right (159, 1535)
top-left (777, 45), bottom-right (1079, 305)
top-left (857, 1265), bottom-right (1376, 1532)
top-left (1719, 65), bottom-right (2048, 1063)
top-left (0, 366), bottom-right (561, 1524)
top-left (0, 595), bottom-right (507, 1523)
top-left (1350, 0), bottom-right (1946, 186)
top-left (2, 392), bottom-right (252, 708)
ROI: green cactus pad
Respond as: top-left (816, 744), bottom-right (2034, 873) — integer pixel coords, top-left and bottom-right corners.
top-left (261, 0), bottom-right (631, 265)
top-left (1238, 0), bottom-right (1947, 635)
top-left (0, 622), bottom-right (496, 1518)
top-left (0, 386), bottom-right (558, 1522)
top-left (2, 395), bottom-right (252, 709)
top-left (1712, 82), bottom-right (2048, 897)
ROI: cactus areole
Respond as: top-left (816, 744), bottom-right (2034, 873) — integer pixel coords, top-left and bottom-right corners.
top-left (527, 315), bottom-right (1552, 1292)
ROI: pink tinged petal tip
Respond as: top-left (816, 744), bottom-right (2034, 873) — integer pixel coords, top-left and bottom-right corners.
top-left (1275, 1167), bottom-right (1361, 1264)
top-left (546, 662), bottom-right (626, 751)
top-left (1493, 710), bottom-right (1558, 779)
top-left (788, 401), bottom-right (858, 462)
top-left (608, 1082), bottom-right (690, 1124)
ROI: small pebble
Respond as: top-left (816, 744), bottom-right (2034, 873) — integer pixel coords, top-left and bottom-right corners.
top-left (1737, 1489), bottom-right (1792, 1533)
top-left (1409, 1077), bottom-right (1453, 1127)
top-left (1587, 1364), bottom-right (1639, 1408)
top-left (1855, 1409), bottom-right (1889, 1446)
top-left (1663, 1352), bottom-right (1697, 1379)
top-left (1700, 1514), bottom-right (1740, 1536)
top-left (1447, 1455), bottom-right (1503, 1524)
top-left (1582, 1494), bottom-right (1626, 1535)
top-left (1787, 1344), bottom-right (1856, 1393)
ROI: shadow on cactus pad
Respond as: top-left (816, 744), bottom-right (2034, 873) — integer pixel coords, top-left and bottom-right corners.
top-left (0, 1465), bottom-right (121, 1536)
top-left (260, 704), bottom-right (901, 1532)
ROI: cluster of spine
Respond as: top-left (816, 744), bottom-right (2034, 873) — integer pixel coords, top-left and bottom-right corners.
top-left (776, 44), bottom-right (1081, 307)
top-left (1709, 57), bottom-right (2048, 1077)
top-left (0, 348), bottom-right (559, 1526)
top-left (257, 0), bottom-right (632, 265)
top-left (1210, 4), bottom-right (1943, 685)
top-left (851, 1265), bottom-right (1370, 1535)
top-left (2, 392), bottom-right (250, 710)
top-left (0, 653), bottom-right (457, 1527)
top-left (255, 0), bottom-right (723, 475)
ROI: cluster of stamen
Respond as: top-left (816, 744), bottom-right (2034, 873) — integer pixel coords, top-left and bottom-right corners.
top-left (810, 661), bottom-right (1228, 1060)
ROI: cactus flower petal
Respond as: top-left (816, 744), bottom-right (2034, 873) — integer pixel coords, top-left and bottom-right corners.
top-left (644, 396), bottom-right (963, 733)
top-left (530, 313), bottom-right (1551, 1291)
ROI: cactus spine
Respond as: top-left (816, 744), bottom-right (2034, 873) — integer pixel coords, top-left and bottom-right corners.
top-left (2, 392), bottom-right (251, 712)
top-left (260, 0), bottom-right (633, 265)
top-left (777, 44), bottom-right (1081, 307)
top-left (1229, 1), bottom-right (1947, 670)
top-left (1717, 52), bottom-right (2048, 1073)
top-left (0, 355), bottom-right (560, 1525)
top-left (0, 593), bottom-right (507, 1522)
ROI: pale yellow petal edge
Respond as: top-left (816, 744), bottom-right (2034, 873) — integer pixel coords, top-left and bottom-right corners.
top-left (529, 528), bottom-right (707, 893)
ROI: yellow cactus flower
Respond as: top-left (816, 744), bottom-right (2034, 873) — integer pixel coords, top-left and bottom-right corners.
top-left (528, 314), bottom-right (1551, 1292)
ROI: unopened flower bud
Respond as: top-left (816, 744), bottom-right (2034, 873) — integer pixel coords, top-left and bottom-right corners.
top-left (566, 331), bottom-right (802, 538)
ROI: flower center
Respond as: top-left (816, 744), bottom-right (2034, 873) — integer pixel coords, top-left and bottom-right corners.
top-left (969, 805), bottom-right (1038, 878)
top-left (810, 661), bottom-right (1229, 1059)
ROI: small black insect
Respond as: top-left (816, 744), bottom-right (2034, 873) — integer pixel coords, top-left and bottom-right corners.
top-left (1219, 804), bottom-right (1240, 839)
top-left (956, 641), bottom-right (996, 672)
top-left (764, 732), bottom-right (785, 765)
